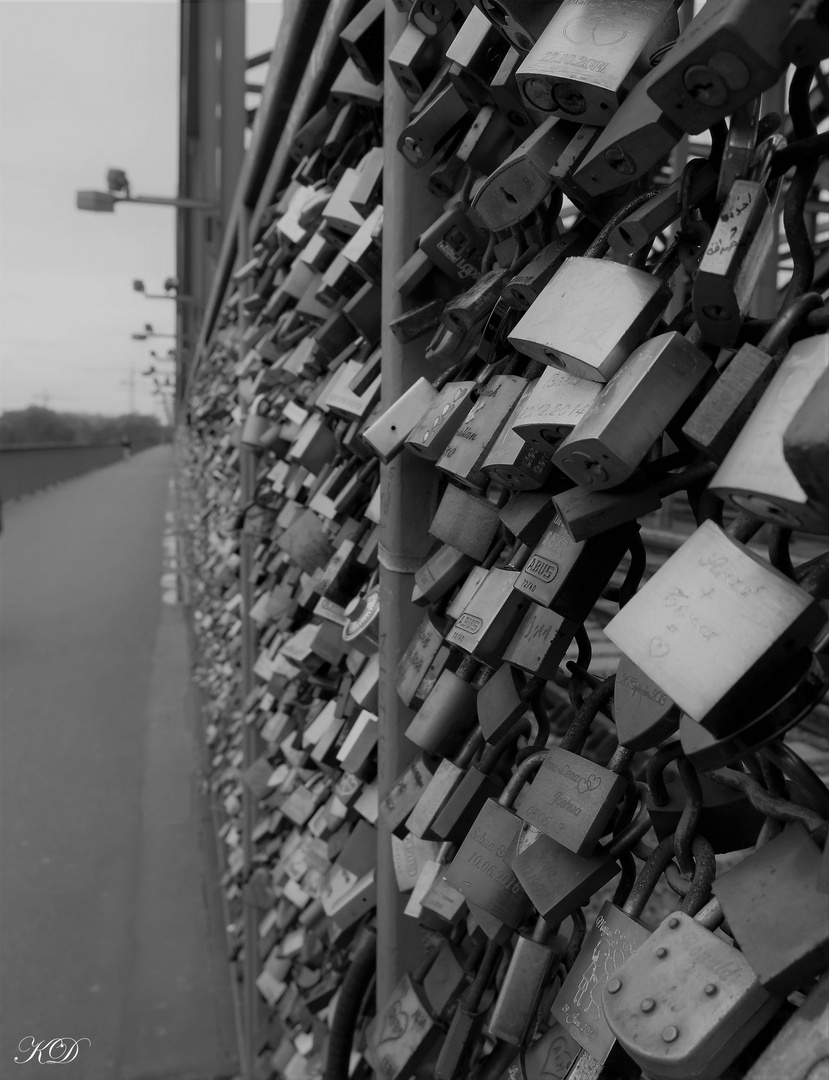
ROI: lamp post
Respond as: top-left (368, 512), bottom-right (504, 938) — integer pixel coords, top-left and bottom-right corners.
top-left (133, 278), bottom-right (193, 303)
top-left (77, 169), bottom-right (217, 213)
top-left (130, 323), bottom-right (176, 342)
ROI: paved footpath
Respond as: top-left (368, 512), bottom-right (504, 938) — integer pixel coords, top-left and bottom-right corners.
top-left (0, 446), bottom-right (238, 1080)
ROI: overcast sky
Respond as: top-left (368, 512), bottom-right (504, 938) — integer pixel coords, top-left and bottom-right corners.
top-left (0, 0), bottom-right (282, 419)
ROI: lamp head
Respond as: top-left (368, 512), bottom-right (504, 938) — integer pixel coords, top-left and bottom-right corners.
top-left (76, 190), bottom-right (116, 212)
top-left (133, 279), bottom-right (145, 293)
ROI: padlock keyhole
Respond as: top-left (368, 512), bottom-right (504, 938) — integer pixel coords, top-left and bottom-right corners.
top-left (500, 187), bottom-right (518, 206)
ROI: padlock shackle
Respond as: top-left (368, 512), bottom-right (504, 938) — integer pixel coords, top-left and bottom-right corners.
top-left (692, 896), bottom-right (724, 931)
top-left (605, 783), bottom-right (651, 859)
top-left (759, 291), bottom-right (824, 354)
top-left (478, 717), bottom-right (531, 774)
top-left (674, 758), bottom-right (704, 878)
top-left (622, 834), bottom-right (676, 918)
top-left (498, 749), bottom-right (547, 807)
top-left (564, 907), bottom-right (587, 970)
top-left (585, 190), bottom-right (658, 261)
top-left (618, 529), bottom-right (647, 608)
top-left (454, 726), bottom-right (486, 769)
top-left (455, 654), bottom-right (482, 684)
top-left (724, 512), bottom-right (764, 545)
top-left (646, 743), bottom-right (683, 807)
top-left (464, 938), bottom-right (501, 1011)
top-left (678, 834), bottom-right (716, 916)
top-left (558, 675), bottom-right (615, 755)
top-left (761, 740), bottom-right (829, 818)
top-left (708, 767), bottom-right (828, 841)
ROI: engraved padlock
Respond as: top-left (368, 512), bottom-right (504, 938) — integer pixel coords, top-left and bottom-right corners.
top-left (509, 219), bottom-right (673, 383)
top-left (446, 565), bottom-right (532, 666)
top-left (603, 519), bottom-right (827, 734)
top-left (613, 654), bottom-right (679, 751)
top-left (501, 602), bottom-right (578, 679)
top-left (511, 367), bottom-right (601, 451)
top-left (412, 544), bottom-right (476, 606)
top-left (435, 939), bottom-right (502, 1080)
top-left (742, 969), bottom-right (829, 1080)
top-left (405, 380), bottom-right (478, 461)
top-left (710, 333), bottom-right (829, 535)
top-left (397, 607), bottom-right (452, 708)
top-left (406, 727), bottom-right (486, 840)
top-left (365, 969), bottom-right (444, 1080)
top-left (553, 330), bottom-right (712, 490)
top-left (379, 752), bottom-right (440, 838)
top-left (362, 377), bottom-right (439, 464)
top-left (517, 0), bottom-right (678, 126)
top-left (444, 751), bottom-right (547, 929)
top-left (602, 900), bottom-right (782, 1080)
top-left (481, 381), bottom-right (565, 492)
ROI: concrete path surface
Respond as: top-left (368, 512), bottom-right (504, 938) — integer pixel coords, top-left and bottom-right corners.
top-left (0, 446), bottom-right (239, 1079)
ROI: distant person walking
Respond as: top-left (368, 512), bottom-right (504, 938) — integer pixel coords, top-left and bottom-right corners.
top-left (121, 434), bottom-right (132, 461)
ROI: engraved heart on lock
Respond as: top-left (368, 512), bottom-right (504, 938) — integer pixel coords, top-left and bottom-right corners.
top-left (377, 1002), bottom-right (410, 1045)
top-left (564, 15), bottom-right (627, 47)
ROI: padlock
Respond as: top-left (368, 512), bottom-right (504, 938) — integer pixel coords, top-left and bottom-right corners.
top-left (513, 513), bottom-right (633, 623)
top-left (710, 334), bottom-right (829, 535)
top-left (471, 117), bottom-right (581, 231)
top-left (613, 655), bottom-right (679, 751)
top-left (510, 367), bottom-right (601, 451)
top-left (498, 490), bottom-right (559, 549)
top-left (389, 21), bottom-right (451, 103)
top-left (396, 607), bottom-right (451, 708)
top-left (398, 71), bottom-right (469, 168)
top-left (518, 1021), bottom-right (583, 1080)
top-left (429, 482), bottom-right (503, 561)
top-left (784, 365), bottom-right (829, 524)
top-left (405, 655), bottom-right (486, 757)
top-left (609, 162), bottom-right (719, 256)
top-left (339, 0), bottom-right (385, 85)
top-left (502, 226), bottom-right (593, 311)
top-left (419, 204), bottom-right (488, 285)
top-left (643, 0), bottom-right (792, 135)
top-left (645, 753), bottom-right (764, 855)
top-left (453, 104), bottom-right (516, 177)
top-left (445, 8), bottom-right (510, 108)
top-left (520, 681), bottom-right (631, 856)
top-left (693, 144), bottom-right (783, 348)
top-left (552, 834), bottom-right (714, 1068)
top-left (569, 65), bottom-right (683, 197)
top-left (552, 331), bottom-right (712, 490)
top-left (712, 821), bottom-right (829, 996)
top-left (481, 385), bottom-right (565, 492)
top-left (341, 586), bottom-right (381, 656)
top-left (380, 752), bottom-right (440, 838)
top-left (438, 369), bottom-right (535, 490)
top-left (479, 0), bottom-right (563, 53)
top-left (348, 146), bottom-right (383, 214)
top-left (508, 225), bottom-right (673, 383)
top-left (491, 46), bottom-right (537, 136)
top-left (742, 968), bottom-right (829, 1080)
top-left (435, 939), bottom-right (502, 1080)
top-left (406, 726), bottom-right (486, 839)
top-left (430, 718), bottom-right (532, 842)
top-left (603, 519), bottom-right (827, 734)
top-left (446, 566), bottom-right (532, 666)
top-left (516, 0), bottom-right (677, 126)
top-left (241, 394), bottom-right (274, 449)
top-left (364, 969), bottom-right (444, 1080)
top-left (405, 380), bottom-right (478, 461)
top-left (444, 750), bottom-right (546, 929)
top-left (682, 292), bottom-right (825, 463)
top-left (501, 602), bottom-right (578, 679)
top-left (412, 544), bottom-right (476, 606)
top-left (781, 0), bottom-right (829, 64)
top-left (602, 902), bottom-right (782, 1080)
top-left (361, 377), bottom-right (439, 463)
top-left (488, 915), bottom-right (569, 1046)
top-left (410, 0), bottom-right (464, 36)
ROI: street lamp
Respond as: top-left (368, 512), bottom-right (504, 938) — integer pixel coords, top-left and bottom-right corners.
top-left (77, 168), bottom-right (217, 212)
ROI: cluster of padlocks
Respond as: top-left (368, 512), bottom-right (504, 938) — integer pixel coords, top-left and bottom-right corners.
top-left (179, 1), bottom-right (829, 1078)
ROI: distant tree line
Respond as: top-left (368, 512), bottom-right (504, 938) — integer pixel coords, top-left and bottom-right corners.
top-left (0, 407), bottom-right (171, 449)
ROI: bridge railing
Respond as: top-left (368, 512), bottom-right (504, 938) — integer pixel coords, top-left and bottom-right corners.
top-left (0, 443), bottom-right (125, 501)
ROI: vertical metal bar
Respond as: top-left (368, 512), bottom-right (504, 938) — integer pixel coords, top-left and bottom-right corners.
top-left (754, 76), bottom-right (788, 318)
top-left (376, 2), bottom-right (448, 1005)
top-left (237, 204), bottom-right (258, 1080)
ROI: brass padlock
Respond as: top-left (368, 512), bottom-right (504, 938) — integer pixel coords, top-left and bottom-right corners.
top-left (410, 0), bottom-right (463, 36)
top-left (712, 821), bottom-right (829, 997)
top-left (478, 0), bottom-right (564, 53)
top-left (487, 915), bottom-right (568, 1046)
top-left (481, 384), bottom-right (564, 492)
top-left (603, 520), bottom-right (827, 734)
top-left (445, 566), bottom-right (531, 666)
top-left (444, 750), bottom-right (545, 929)
top-left (510, 367), bottom-right (601, 451)
top-left (396, 607), bottom-right (451, 708)
top-left (362, 377), bottom-right (439, 463)
top-left (517, 0), bottom-right (677, 125)
top-left (781, 0), bottom-right (829, 64)
top-left (784, 363), bottom-right (829, 527)
top-left (502, 225), bottom-right (593, 311)
top-left (643, 0), bottom-right (792, 135)
top-left (405, 655), bottom-right (485, 757)
top-left (437, 370), bottom-right (533, 489)
top-left (398, 72), bottom-right (469, 168)
top-left (552, 331), bottom-right (712, 490)
top-left (405, 380), bottom-right (478, 461)
top-left (613, 654), bottom-right (678, 751)
top-left (509, 231), bottom-right (673, 383)
top-left (453, 104), bottom-right (515, 177)
top-left (499, 490), bottom-right (559, 548)
top-left (501, 602), bottom-right (577, 679)
top-left (602, 905), bottom-right (782, 1080)
top-left (435, 939), bottom-right (502, 1080)
top-left (389, 21), bottom-right (453, 103)
top-left (428, 482), bottom-right (502, 561)
top-left (405, 726), bottom-right (486, 840)
top-left (379, 752), bottom-right (439, 838)
top-left (513, 513), bottom-right (633, 623)
top-left (365, 970), bottom-right (444, 1080)
top-left (419, 203), bottom-right (487, 284)
top-left (609, 162), bottom-right (718, 256)
top-left (445, 8), bottom-right (510, 109)
top-left (518, 1021), bottom-right (583, 1080)
top-left (339, 0), bottom-right (385, 86)
top-left (520, 681), bottom-right (631, 856)
top-left (412, 544), bottom-right (476, 606)
top-left (569, 65), bottom-right (682, 197)
top-left (710, 334), bottom-right (829, 535)
top-left (491, 45), bottom-right (541, 136)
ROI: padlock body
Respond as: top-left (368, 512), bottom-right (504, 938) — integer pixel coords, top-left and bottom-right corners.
top-left (437, 374), bottom-right (529, 489)
top-left (712, 822), bottom-right (829, 996)
top-left (602, 911), bottom-right (781, 1080)
top-left (552, 900), bottom-right (650, 1063)
top-left (502, 603), bottom-right (577, 678)
top-left (365, 973), bottom-right (443, 1080)
top-left (512, 367), bottom-right (601, 450)
top-left (476, 662), bottom-right (527, 744)
top-left (445, 799), bottom-right (533, 928)
top-left (405, 667), bottom-right (479, 756)
top-left (614, 656), bottom-right (678, 750)
top-left (406, 381), bottom-right (477, 461)
top-left (445, 568), bottom-right (530, 665)
top-left (405, 759), bottom-right (465, 839)
top-left (379, 754), bottom-right (438, 837)
top-left (487, 933), bottom-right (566, 1045)
top-left (521, 746), bottom-right (629, 855)
top-left (413, 544), bottom-right (476, 606)
top-left (512, 829), bottom-right (620, 925)
top-left (429, 482), bottom-right (502, 561)
top-left (396, 609), bottom-right (450, 707)
top-left (430, 766), bottom-right (506, 842)
top-left (509, 258), bottom-right (671, 383)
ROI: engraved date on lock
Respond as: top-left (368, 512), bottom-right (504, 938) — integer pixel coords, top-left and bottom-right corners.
top-left (466, 851), bottom-right (523, 893)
